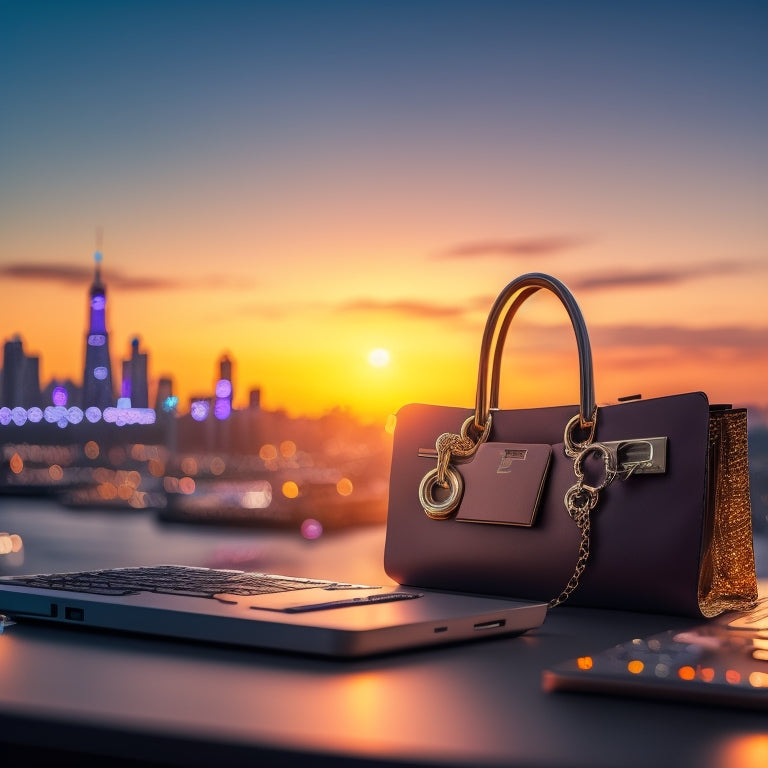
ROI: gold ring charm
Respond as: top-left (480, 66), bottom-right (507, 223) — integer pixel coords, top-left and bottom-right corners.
top-left (462, 414), bottom-right (493, 448)
top-left (572, 442), bottom-right (617, 492)
top-left (419, 465), bottom-right (464, 520)
top-left (564, 484), bottom-right (597, 519)
top-left (563, 411), bottom-right (598, 458)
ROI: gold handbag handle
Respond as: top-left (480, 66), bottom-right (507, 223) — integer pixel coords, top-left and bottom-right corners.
top-left (474, 272), bottom-right (596, 434)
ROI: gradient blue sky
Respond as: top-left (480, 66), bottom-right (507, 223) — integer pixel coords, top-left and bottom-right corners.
top-left (1, 0), bottom-right (766, 423)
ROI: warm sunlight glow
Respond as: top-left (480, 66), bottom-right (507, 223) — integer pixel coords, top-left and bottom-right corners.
top-left (368, 348), bottom-right (391, 368)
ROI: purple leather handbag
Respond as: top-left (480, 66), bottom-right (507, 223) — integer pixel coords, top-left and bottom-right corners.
top-left (384, 273), bottom-right (757, 617)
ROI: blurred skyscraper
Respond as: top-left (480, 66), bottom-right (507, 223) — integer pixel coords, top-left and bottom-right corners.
top-left (1, 335), bottom-right (41, 407)
top-left (121, 337), bottom-right (149, 408)
top-left (215, 353), bottom-right (234, 420)
top-left (154, 376), bottom-right (177, 415)
top-left (81, 251), bottom-right (114, 409)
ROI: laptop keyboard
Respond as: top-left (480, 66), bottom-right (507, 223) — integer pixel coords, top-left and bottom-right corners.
top-left (1, 564), bottom-right (376, 599)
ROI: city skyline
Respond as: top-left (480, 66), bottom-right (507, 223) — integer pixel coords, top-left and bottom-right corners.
top-left (1, 1), bottom-right (766, 424)
top-left (0, 252), bottom-right (237, 419)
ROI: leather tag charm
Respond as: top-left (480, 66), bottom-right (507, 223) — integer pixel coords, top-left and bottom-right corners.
top-left (456, 442), bottom-right (552, 527)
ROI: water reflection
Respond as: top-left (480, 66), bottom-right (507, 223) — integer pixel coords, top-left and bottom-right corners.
top-left (0, 497), bottom-right (390, 587)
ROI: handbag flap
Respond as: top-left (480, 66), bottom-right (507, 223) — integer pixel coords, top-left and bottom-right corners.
top-left (455, 442), bottom-right (552, 526)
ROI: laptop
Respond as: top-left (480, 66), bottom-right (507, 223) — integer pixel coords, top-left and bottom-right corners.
top-left (0, 557), bottom-right (546, 658)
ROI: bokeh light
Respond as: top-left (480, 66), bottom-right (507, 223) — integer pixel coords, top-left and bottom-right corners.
top-left (282, 480), bottom-right (299, 499)
top-left (301, 519), bottom-right (323, 540)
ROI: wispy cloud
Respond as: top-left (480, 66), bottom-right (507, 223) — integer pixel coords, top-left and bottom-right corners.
top-left (592, 323), bottom-right (768, 351)
top-left (436, 235), bottom-right (590, 260)
top-left (471, 317), bottom-right (767, 366)
top-left (338, 298), bottom-right (468, 321)
top-left (0, 263), bottom-right (95, 285)
top-left (0, 262), bottom-right (249, 291)
top-left (569, 260), bottom-right (761, 292)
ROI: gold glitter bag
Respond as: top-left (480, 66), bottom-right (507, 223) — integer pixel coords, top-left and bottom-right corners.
top-left (384, 273), bottom-right (758, 618)
top-left (698, 408), bottom-right (757, 616)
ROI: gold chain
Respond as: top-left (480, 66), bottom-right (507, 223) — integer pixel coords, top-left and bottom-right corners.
top-left (548, 508), bottom-right (591, 608)
top-left (548, 489), bottom-right (594, 608)
top-left (551, 410), bottom-right (613, 608)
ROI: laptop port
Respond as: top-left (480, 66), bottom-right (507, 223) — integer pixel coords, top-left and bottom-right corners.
top-left (474, 619), bottom-right (506, 631)
top-left (65, 606), bottom-right (85, 621)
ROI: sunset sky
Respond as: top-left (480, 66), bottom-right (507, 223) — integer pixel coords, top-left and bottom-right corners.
top-left (1, 0), bottom-right (766, 426)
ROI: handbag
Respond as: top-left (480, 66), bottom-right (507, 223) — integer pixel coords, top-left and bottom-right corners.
top-left (384, 273), bottom-right (758, 617)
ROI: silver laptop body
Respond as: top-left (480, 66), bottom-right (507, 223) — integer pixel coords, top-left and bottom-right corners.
top-left (0, 563), bottom-right (546, 657)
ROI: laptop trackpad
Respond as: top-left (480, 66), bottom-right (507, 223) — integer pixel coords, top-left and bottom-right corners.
top-left (215, 587), bottom-right (422, 613)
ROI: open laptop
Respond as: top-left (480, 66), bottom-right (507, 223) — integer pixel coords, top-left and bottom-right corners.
top-left (0, 557), bottom-right (546, 658)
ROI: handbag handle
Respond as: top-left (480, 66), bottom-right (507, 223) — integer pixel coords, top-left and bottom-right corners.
top-left (474, 272), bottom-right (596, 432)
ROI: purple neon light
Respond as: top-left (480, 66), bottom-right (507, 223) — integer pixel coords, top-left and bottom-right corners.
top-left (0, 405), bottom-right (156, 428)
top-left (86, 407), bottom-right (102, 423)
top-left (214, 398), bottom-right (231, 420)
top-left (27, 407), bottom-right (43, 423)
top-left (215, 379), bottom-right (232, 398)
top-left (190, 400), bottom-right (209, 422)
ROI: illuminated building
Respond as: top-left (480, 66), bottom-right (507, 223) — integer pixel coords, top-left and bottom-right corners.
top-left (155, 377), bottom-right (177, 415)
top-left (81, 251), bottom-right (114, 409)
top-left (121, 337), bottom-right (149, 408)
top-left (215, 354), bottom-right (233, 420)
top-left (1, 335), bottom-right (41, 407)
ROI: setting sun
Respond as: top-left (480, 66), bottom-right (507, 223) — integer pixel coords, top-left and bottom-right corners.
top-left (368, 348), bottom-right (391, 368)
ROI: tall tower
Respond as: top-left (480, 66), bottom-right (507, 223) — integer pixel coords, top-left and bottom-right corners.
top-left (81, 250), bottom-right (114, 409)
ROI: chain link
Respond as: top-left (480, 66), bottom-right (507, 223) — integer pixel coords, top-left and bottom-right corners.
top-left (548, 505), bottom-right (591, 608)
top-left (551, 410), bottom-right (611, 608)
top-left (435, 430), bottom-right (476, 485)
